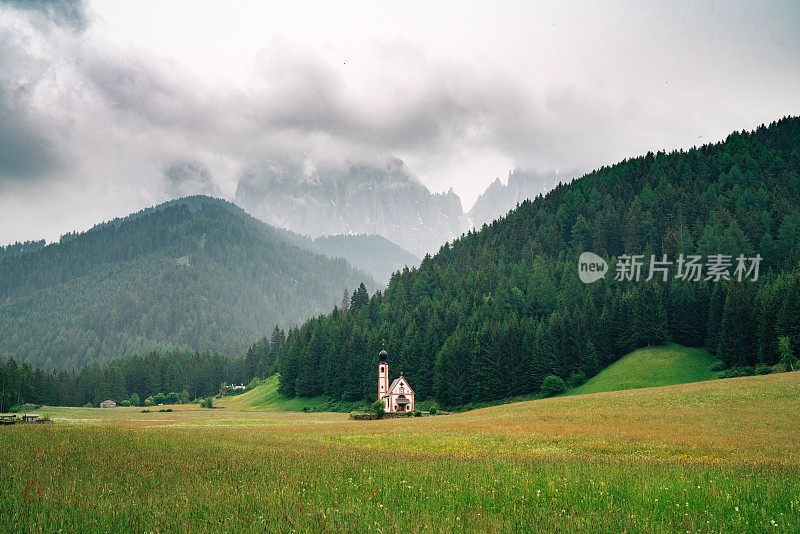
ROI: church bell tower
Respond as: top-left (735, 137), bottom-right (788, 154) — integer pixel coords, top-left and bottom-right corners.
top-left (378, 350), bottom-right (388, 408)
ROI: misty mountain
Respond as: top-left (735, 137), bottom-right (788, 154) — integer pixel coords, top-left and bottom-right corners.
top-left (468, 170), bottom-right (558, 228)
top-left (0, 196), bottom-right (372, 370)
top-left (274, 231), bottom-right (420, 285)
top-left (235, 158), bottom-right (469, 257)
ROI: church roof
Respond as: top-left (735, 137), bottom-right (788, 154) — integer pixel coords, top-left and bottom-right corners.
top-left (387, 376), bottom-right (414, 395)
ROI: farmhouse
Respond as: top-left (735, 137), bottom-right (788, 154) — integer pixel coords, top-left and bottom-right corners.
top-left (99, 399), bottom-right (117, 408)
top-left (377, 350), bottom-right (415, 412)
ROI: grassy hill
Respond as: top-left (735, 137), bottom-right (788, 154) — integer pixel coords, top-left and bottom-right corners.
top-left (568, 343), bottom-right (722, 395)
top-left (218, 375), bottom-right (367, 412)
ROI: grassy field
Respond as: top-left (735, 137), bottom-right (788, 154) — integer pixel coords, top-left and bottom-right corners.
top-left (568, 343), bottom-right (722, 396)
top-left (2, 372), bottom-right (800, 532)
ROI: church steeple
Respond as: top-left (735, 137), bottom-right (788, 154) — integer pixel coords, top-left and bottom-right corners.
top-left (378, 350), bottom-right (389, 407)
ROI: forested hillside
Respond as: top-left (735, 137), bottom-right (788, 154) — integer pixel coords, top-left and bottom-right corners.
top-left (273, 117), bottom-right (800, 407)
top-left (0, 197), bottom-right (372, 370)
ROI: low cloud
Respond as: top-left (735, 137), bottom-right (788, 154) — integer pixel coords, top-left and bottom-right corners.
top-left (0, 0), bottom-right (798, 244)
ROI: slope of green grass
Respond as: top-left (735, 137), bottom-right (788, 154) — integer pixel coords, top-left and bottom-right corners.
top-left (217, 375), bottom-right (366, 412)
top-left (569, 343), bottom-right (722, 396)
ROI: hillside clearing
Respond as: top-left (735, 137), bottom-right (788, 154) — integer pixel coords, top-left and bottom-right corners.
top-left (568, 343), bottom-right (722, 396)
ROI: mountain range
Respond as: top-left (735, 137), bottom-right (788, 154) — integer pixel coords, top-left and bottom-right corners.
top-left (234, 157), bottom-right (567, 257)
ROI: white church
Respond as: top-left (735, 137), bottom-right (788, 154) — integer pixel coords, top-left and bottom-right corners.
top-left (377, 350), bottom-right (415, 412)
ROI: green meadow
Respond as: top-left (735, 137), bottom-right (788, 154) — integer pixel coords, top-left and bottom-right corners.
top-left (2, 371), bottom-right (800, 532)
top-left (568, 343), bottom-right (722, 396)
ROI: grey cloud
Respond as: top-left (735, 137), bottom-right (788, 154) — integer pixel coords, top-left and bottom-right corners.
top-left (164, 161), bottom-right (222, 199)
top-left (1, 0), bottom-right (88, 32)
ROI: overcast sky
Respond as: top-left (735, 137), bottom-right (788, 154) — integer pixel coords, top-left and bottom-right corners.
top-left (1, 0), bottom-right (798, 245)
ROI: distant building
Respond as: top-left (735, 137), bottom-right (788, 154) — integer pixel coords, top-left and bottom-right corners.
top-left (230, 384), bottom-right (246, 390)
top-left (377, 350), bottom-right (415, 412)
top-left (99, 400), bottom-right (117, 408)
top-left (22, 414), bottom-right (39, 422)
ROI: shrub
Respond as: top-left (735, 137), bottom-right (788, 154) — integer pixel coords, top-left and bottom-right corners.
top-left (370, 400), bottom-right (386, 419)
top-left (710, 361), bottom-right (727, 372)
top-left (412, 410), bottom-right (422, 417)
top-left (159, 408), bottom-right (173, 412)
top-left (165, 392), bottom-right (181, 405)
top-left (772, 363), bottom-right (787, 374)
top-left (144, 396), bottom-right (155, 407)
top-left (429, 407), bottom-right (437, 415)
top-left (200, 397), bottom-right (214, 409)
top-left (120, 400), bottom-right (131, 407)
top-left (723, 366), bottom-right (754, 378)
top-left (153, 393), bottom-right (167, 405)
top-left (754, 364), bottom-right (772, 375)
top-left (141, 409), bottom-right (150, 413)
top-left (83, 402), bottom-right (93, 408)
top-left (567, 370), bottom-right (587, 388)
top-left (129, 393), bottom-right (141, 407)
top-left (540, 375), bottom-right (566, 397)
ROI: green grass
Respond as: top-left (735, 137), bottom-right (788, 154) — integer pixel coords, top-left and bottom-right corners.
top-left (217, 375), bottom-right (365, 412)
top-left (568, 343), bottom-right (722, 396)
top-left (2, 372), bottom-right (800, 532)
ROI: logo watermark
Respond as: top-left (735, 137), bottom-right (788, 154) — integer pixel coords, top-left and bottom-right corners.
top-left (578, 252), bottom-right (608, 283)
top-left (578, 253), bottom-right (762, 284)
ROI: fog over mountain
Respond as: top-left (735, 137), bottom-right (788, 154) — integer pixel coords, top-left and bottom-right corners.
top-left (236, 158), bottom-right (469, 257)
top-left (1, 2), bottom-right (798, 246)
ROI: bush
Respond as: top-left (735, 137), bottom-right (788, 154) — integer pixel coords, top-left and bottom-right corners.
top-left (540, 375), bottom-right (566, 397)
top-left (429, 407), bottom-right (437, 415)
top-left (144, 396), bottom-right (155, 407)
top-left (159, 408), bottom-right (173, 412)
top-left (129, 393), bottom-right (141, 407)
top-left (120, 400), bottom-right (131, 407)
top-left (83, 402), bottom-right (92, 408)
top-left (141, 409), bottom-right (150, 413)
top-left (772, 363), bottom-right (787, 374)
top-left (723, 366), bottom-right (754, 378)
top-left (710, 361), bottom-right (727, 372)
top-left (567, 370), bottom-right (587, 388)
top-left (200, 397), bottom-right (213, 409)
top-left (754, 364), bottom-right (772, 375)
top-left (370, 400), bottom-right (386, 419)
top-left (153, 393), bottom-right (167, 405)
top-left (412, 410), bottom-right (422, 417)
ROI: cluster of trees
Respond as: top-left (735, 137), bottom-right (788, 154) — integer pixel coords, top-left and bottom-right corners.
top-left (0, 196), bottom-right (371, 370)
top-left (271, 117), bottom-right (800, 407)
top-left (0, 239), bottom-right (46, 260)
top-left (0, 349), bottom-right (247, 411)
